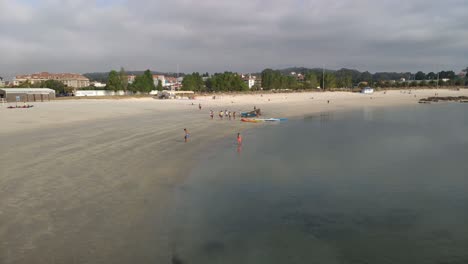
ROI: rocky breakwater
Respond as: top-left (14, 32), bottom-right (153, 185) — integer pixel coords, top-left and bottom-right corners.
top-left (419, 96), bottom-right (468, 104)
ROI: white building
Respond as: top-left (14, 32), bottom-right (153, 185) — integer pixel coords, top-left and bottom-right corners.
top-left (246, 78), bottom-right (255, 89)
top-left (91, 81), bottom-right (106, 88)
top-left (127, 75), bottom-right (136, 84)
top-left (75, 90), bottom-right (133, 97)
top-left (242, 75), bottom-right (256, 89)
top-left (14, 72), bottom-right (89, 88)
top-left (153, 75), bottom-right (166, 87)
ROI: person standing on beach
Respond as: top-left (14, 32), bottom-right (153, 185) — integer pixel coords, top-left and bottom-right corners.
top-left (210, 110), bottom-right (214, 119)
top-left (219, 110), bottom-right (223, 119)
top-left (233, 111), bottom-right (236, 120)
top-left (225, 110), bottom-right (228, 118)
top-left (199, 103), bottom-right (202, 110)
top-left (228, 111), bottom-right (232, 120)
top-left (184, 128), bottom-right (189, 143)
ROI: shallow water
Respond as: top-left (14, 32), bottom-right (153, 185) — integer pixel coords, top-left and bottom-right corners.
top-left (169, 104), bottom-right (468, 264)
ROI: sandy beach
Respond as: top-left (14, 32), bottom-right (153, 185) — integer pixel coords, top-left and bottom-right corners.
top-left (1, 89), bottom-right (467, 263)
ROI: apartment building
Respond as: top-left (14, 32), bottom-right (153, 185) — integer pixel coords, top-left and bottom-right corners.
top-left (14, 72), bottom-right (90, 88)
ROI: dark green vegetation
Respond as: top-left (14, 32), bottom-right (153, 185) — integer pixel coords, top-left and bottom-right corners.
top-left (83, 70), bottom-right (182, 83)
top-left (79, 66), bottom-right (468, 92)
top-left (16, 79), bottom-right (71, 94)
top-left (259, 67), bottom-right (467, 90)
top-left (105, 68), bottom-right (127, 92)
top-left (205, 72), bottom-right (248, 92)
top-left (104, 68), bottom-right (155, 93)
top-left (182, 72), bottom-right (248, 92)
top-left (181, 72), bottom-right (204, 91)
top-left (130, 70), bottom-right (156, 93)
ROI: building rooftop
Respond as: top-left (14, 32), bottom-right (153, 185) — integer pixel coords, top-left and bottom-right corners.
top-left (15, 72), bottom-right (88, 80)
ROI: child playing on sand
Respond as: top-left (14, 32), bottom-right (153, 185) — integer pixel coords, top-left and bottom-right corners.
top-left (184, 128), bottom-right (189, 143)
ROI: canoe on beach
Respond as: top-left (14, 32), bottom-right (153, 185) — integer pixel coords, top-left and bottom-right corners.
top-left (241, 118), bottom-right (264, 123)
top-left (241, 118), bottom-right (288, 123)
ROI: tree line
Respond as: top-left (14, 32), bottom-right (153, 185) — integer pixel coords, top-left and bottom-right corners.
top-left (15, 79), bottom-right (70, 94)
top-left (10, 66), bottom-right (468, 93)
top-left (181, 72), bottom-right (248, 92)
top-left (260, 67), bottom-right (468, 90)
top-left (83, 70), bottom-right (183, 83)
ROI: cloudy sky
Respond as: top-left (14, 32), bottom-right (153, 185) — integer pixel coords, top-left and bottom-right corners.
top-left (1, 0), bottom-right (467, 77)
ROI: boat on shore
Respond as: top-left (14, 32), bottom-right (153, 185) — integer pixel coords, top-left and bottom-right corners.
top-left (241, 118), bottom-right (288, 123)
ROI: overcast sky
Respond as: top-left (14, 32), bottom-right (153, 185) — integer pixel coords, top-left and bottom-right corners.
top-left (1, 0), bottom-right (467, 77)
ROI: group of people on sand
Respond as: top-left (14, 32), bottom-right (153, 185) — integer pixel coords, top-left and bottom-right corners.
top-left (185, 102), bottom-right (243, 148)
top-left (7, 104), bottom-right (34, 109)
top-left (209, 109), bottom-right (237, 120)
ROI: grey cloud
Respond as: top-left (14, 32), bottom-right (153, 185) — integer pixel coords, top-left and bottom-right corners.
top-left (0, 0), bottom-right (467, 77)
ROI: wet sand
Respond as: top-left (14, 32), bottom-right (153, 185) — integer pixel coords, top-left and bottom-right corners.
top-left (0, 89), bottom-right (467, 263)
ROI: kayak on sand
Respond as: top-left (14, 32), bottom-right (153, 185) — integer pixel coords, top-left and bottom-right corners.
top-left (241, 118), bottom-right (288, 123)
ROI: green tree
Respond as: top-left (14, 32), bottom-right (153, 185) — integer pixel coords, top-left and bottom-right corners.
top-left (38, 80), bottom-right (68, 94)
top-left (336, 71), bottom-right (352, 88)
top-left (415, 71), bottom-right (426, 80)
top-left (251, 83), bottom-right (261, 91)
top-left (438, 79), bottom-right (446, 87)
top-left (358, 71), bottom-right (373, 83)
top-left (304, 72), bottom-right (319, 89)
top-left (206, 72), bottom-right (248, 92)
top-left (182, 72), bottom-right (204, 91)
top-left (261, 69), bottom-right (280, 90)
top-left (157, 79), bottom-right (163, 91)
top-left (106, 70), bottom-right (122, 91)
top-left (260, 69), bottom-right (297, 90)
top-left (427, 72), bottom-right (436, 80)
top-left (319, 72), bottom-right (337, 89)
top-left (132, 70), bottom-right (156, 93)
top-left (17, 80), bottom-right (32, 88)
top-left (438, 71), bottom-right (456, 80)
top-left (119, 67), bottom-right (128, 91)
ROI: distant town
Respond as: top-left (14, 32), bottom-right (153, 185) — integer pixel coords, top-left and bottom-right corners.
top-left (0, 67), bottom-right (467, 101)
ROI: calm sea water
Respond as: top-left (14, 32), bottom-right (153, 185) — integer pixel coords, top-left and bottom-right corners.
top-left (169, 104), bottom-right (468, 264)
